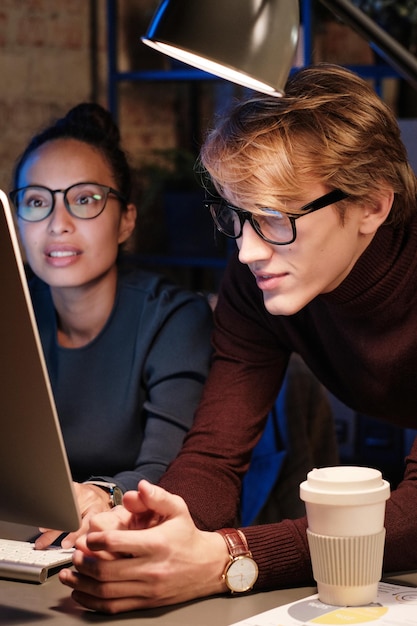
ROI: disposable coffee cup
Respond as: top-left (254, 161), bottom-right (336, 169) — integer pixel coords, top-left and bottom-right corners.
top-left (300, 466), bottom-right (390, 606)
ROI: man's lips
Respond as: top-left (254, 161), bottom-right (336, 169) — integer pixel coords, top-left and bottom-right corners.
top-left (251, 270), bottom-right (288, 290)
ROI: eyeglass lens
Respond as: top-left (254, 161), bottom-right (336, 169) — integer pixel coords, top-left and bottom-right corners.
top-left (210, 202), bottom-right (294, 244)
top-left (13, 183), bottom-right (112, 221)
top-left (207, 189), bottom-right (348, 246)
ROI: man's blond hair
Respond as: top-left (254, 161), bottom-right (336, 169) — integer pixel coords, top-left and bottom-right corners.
top-left (200, 64), bottom-right (417, 227)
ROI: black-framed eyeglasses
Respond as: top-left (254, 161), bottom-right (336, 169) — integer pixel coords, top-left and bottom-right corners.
top-left (10, 182), bottom-right (127, 222)
top-left (204, 189), bottom-right (349, 246)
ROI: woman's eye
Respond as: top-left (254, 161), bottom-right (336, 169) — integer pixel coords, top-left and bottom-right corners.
top-left (76, 192), bottom-right (103, 205)
top-left (78, 194), bottom-right (91, 205)
top-left (26, 196), bottom-right (49, 208)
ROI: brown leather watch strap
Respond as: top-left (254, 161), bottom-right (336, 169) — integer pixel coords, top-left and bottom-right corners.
top-left (216, 528), bottom-right (252, 558)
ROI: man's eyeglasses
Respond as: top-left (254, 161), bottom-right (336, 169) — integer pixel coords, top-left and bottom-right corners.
top-left (10, 182), bottom-right (127, 222)
top-left (204, 189), bottom-right (349, 246)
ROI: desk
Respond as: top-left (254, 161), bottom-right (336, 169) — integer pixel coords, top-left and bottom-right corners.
top-left (0, 574), bottom-right (313, 626)
top-left (1, 572), bottom-right (417, 626)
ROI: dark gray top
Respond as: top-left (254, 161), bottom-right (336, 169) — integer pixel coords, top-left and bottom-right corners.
top-left (29, 269), bottom-right (213, 491)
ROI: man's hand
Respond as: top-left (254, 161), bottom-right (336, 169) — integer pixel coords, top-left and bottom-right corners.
top-left (59, 480), bottom-right (229, 613)
top-left (35, 482), bottom-right (113, 549)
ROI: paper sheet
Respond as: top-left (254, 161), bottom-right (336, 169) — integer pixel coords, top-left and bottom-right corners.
top-left (230, 582), bottom-right (417, 625)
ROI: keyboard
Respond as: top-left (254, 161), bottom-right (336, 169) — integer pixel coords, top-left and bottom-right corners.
top-left (0, 538), bottom-right (74, 583)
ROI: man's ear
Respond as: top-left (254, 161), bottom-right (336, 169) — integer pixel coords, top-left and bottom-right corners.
top-left (118, 203), bottom-right (137, 244)
top-left (359, 190), bottom-right (394, 236)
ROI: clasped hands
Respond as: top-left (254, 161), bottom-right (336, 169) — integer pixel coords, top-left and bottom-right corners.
top-left (59, 480), bottom-right (229, 614)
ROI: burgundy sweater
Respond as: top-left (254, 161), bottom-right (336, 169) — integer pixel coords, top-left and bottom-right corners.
top-left (160, 214), bottom-right (417, 590)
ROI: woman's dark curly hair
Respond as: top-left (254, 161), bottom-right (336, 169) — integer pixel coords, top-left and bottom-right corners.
top-left (12, 102), bottom-right (132, 203)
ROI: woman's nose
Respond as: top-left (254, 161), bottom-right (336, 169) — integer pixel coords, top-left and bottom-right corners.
top-left (47, 196), bottom-right (74, 233)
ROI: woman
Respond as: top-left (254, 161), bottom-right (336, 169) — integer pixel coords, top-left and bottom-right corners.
top-left (10, 103), bottom-right (213, 548)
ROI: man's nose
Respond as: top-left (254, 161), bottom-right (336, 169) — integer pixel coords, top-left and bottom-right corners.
top-left (237, 220), bottom-right (272, 265)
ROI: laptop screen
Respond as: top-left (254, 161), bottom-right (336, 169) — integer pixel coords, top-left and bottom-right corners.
top-left (0, 189), bottom-right (81, 532)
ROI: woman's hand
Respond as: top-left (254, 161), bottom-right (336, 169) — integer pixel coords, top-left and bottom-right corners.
top-left (35, 482), bottom-right (113, 549)
top-left (59, 480), bottom-right (229, 613)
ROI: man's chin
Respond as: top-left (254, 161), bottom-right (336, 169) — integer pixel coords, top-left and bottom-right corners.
top-left (262, 292), bottom-right (302, 317)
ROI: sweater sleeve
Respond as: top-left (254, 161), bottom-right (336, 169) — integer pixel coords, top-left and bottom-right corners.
top-left (127, 294), bottom-right (214, 485)
top-left (383, 435), bottom-right (417, 572)
top-left (243, 517), bottom-right (314, 590)
top-left (106, 291), bottom-right (214, 490)
top-left (159, 255), bottom-right (289, 528)
top-left (240, 436), bottom-right (417, 591)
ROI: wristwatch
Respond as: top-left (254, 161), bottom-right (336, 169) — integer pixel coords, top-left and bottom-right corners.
top-left (216, 528), bottom-right (259, 593)
top-left (84, 480), bottom-right (124, 507)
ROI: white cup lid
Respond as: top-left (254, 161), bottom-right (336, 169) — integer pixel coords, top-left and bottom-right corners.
top-left (300, 466), bottom-right (390, 505)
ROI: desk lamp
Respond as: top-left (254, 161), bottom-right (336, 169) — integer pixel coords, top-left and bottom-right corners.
top-left (141, 0), bottom-right (300, 97)
top-left (141, 0), bottom-right (417, 94)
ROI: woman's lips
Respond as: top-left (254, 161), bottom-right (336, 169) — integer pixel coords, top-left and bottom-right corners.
top-left (44, 246), bottom-right (81, 266)
top-left (48, 250), bottom-right (78, 258)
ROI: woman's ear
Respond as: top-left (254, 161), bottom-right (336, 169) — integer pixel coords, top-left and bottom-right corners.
top-left (359, 189), bottom-right (394, 236)
top-left (118, 203), bottom-right (137, 244)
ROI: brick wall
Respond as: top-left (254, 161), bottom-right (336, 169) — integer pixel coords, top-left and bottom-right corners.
top-left (0, 1), bottom-right (102, 190)
top-left (0, 0), bottom-right (186, 193)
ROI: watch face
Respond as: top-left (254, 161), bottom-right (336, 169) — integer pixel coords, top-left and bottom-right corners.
top-left (226, 556), bottom-right (259, 592)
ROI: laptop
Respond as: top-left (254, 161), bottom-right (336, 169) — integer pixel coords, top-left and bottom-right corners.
top-left (0, 189), bottom-right (81, 581)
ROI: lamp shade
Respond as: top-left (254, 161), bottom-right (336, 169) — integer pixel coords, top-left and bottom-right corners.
top-left (141, 0), bottom-right (300, 96)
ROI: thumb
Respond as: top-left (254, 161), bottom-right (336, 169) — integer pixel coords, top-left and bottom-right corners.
top-left (135, 479), bottom-right (188, 520)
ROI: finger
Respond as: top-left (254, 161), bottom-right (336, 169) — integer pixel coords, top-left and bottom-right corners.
top-left (75, 529), bottom-right (122, 561)
top-left (86, 506), bottom-right (132, 533)
top-left (60, 520), bottom-right (88, 549)
top-left (71, 589), bottom-right (148, 614)
top-left (81, 528), bottom-right (150, 557)
top-left (79, 485), bottom-right (189, 557)
top-left (59, 558), bottom-right (166, 610)
top-left (70, 550), bottom-right (141, 581)
top-left (119, 490), bottom-right (162, 530)
top-left (135, 480), bottom-right (188, 520)
top-left (122, 489), bottom-right (148, 514)
top-left (74, 483), bottom-right (190, 559)
top-left (35, 529), bottom-right (62, 549)
top-left (122, 481), bottom-right (163, 516)
top-left (59, 568), bottom-right (152, 613)
top-left (65, 505), bottom-right (110, 548)
top-left (60, 556), bottom-right (201, 611)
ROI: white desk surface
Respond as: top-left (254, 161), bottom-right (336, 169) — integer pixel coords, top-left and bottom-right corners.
top-left (1, 571), bottom-right (416, 626)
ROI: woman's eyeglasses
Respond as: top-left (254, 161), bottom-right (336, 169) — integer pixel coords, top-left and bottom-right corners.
top-left (10, 182), bottom-right (126, 222)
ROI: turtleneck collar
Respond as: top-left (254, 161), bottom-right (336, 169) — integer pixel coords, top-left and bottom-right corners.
top-left (319, 214), bottom-right (417, 312)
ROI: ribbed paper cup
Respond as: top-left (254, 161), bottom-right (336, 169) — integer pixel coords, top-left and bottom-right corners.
top-left (300, 466), bottom-right (390, 606)
top-left (307, 528), bottom-right (386, 605)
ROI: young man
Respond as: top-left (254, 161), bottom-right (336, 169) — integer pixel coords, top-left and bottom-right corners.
top-left (60, 64), bottom-right (417, 613)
